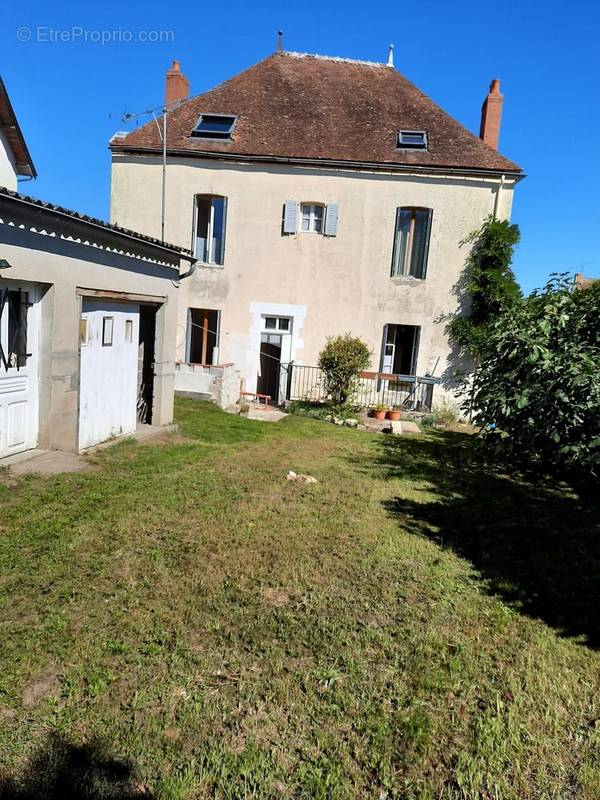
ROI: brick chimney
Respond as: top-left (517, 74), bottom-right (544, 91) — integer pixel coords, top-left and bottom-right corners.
top-left (165, 60), bottom-right (189, 107)
top-left (479, 79), bottom-right (503, 149)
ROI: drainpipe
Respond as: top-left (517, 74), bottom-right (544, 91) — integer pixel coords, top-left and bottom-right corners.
top-left (493, 173), bottom-right (505, 219)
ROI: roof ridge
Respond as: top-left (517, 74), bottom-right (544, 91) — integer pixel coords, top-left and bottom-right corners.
top-left (282, 51), bottom-right (390, 68)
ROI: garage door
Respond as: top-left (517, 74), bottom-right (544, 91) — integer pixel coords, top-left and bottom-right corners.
top-left (78, 300), bottom-right (140, 450)
top-left (0, 282), bottom-right (39, 460)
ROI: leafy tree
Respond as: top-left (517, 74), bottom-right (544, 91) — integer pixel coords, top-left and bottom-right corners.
top-left (465, 275), bottom-right (600, 484)
top-left (449, 216), bottom-right (522, 356)
top-left (318, 335), bottom-right (371, 406)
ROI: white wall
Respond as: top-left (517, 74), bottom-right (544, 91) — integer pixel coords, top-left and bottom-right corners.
top-left (0, 130), bottom-right (18, 191)
top-left (111, 155), bottom-right (517, 396)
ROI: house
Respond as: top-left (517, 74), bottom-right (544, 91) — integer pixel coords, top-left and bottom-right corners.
top-left (109, 47), bottom-right (523, 406)
top-left (574, 273), bottom-right (598, 290)
top-left (0, 76), bottom-right (195, 461)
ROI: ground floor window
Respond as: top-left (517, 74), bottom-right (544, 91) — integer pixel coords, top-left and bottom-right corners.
top-left (187, 308), bottom-right (220, 365)
top-left (0, 287), bottom-right (29, 370)
top-left (380, 324), bottom-right (420, 376)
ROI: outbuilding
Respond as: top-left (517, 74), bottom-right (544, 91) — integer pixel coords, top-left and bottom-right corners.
top-left (0, 77), bottom-right (194, 460)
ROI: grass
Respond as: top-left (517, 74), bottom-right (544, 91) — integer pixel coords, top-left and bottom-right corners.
top-left (0, 398), bottom-right (598, 799)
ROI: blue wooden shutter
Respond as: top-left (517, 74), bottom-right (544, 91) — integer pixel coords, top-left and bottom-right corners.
top-left (283, 201), bottom-right (297, 234)
top-left (324, 203), bottom-right (339, 236)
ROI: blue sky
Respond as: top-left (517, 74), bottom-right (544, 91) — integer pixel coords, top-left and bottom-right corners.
top-left (2, 0), bottom-right (599, 292)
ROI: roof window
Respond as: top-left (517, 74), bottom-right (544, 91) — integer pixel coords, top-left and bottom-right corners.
top-left (397, 130), bottom-right (428, 150)
top-left (192, 114), bottom-right (237, 139)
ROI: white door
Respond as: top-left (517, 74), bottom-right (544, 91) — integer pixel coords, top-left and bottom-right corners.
top-left (78, 300), bottom-right (140, 450)
top-left (0, 282), bottom-right (39, 460)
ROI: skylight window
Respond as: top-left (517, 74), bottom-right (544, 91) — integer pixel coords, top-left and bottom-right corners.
top-left (192, 114), bottom-right (237, 139)
top-left (397, 130), bottom-right (428, 150)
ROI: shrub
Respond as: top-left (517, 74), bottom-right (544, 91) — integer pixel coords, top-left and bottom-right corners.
top-left (318, 335), bottom-right (371, 406)
top-left (431, 398), bottom-right (460, 427)
top-left (465, 275), bottom-right (600, 484)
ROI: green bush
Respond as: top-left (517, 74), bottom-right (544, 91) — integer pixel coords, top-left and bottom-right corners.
top-left (318, 335), bottom-right (371, 406)
top-left (465, 275), bottom-right (600, 484)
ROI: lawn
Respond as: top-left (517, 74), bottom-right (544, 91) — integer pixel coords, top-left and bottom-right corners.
top-left (0, 399), bottom-right (598, 799)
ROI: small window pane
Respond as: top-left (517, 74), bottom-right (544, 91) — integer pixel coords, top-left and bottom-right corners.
top-left (193, 114), bottom-right (236, 139)
top-left (125, 320), bottom-right (133, 343)
top-left (278, 318), bottom-right (290, 331)
top-left (264, 317), bottom-right (276, 329)
top-left (102, 317), bottom-right (113, 347)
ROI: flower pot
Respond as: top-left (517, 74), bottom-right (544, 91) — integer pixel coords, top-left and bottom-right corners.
top-left (387, 410), bottom-right (401, 422)
top-left (374, 410), bottom-right (386, 421)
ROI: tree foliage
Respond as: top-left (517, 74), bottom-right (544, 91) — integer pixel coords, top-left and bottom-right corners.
top-left (318, 334), bottom-right (371, 406)
top-left (449, 216), bottom-right (522, 356)
top-left (465, 275), bottom-right (600, 484)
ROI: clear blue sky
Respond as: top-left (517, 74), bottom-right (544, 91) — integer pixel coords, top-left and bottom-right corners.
top-left (2, 0), bottom-right (599, 292)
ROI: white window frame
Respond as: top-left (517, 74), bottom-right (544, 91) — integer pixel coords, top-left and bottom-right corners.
top-left (193, 195), bottom-right (227, 266)
top-left (262, 315), bottom-right (292, 332)
top-left (300, 203), bottom-right (325, 234)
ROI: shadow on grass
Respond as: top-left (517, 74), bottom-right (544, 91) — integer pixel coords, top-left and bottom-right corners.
top-left (367, 431), bottom-right (600, 648)
top-left (0, 733), bottom-right (150, 799)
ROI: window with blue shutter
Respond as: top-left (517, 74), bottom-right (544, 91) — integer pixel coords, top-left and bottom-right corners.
top-left (282, 201), bottom-right (298, 234)
top-left (324, 203), bottom-right (339, 237)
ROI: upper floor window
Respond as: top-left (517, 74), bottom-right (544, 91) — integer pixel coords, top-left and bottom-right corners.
top-left (282, 201), bottom-right (339, 236)
top-left (391, 207), bottom-right (432, 279)
top-left (301, 204), bottom-right (324, 233)
top-left (194, 195), bottom-right (227, 265)
top-left (192, 114), bottom-right (236, 140)
top-left (397, 130), bottom-right (428, 150)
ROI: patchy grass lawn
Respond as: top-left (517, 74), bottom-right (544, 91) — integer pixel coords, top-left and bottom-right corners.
top-left (0, 399), bottom-right (598, 799)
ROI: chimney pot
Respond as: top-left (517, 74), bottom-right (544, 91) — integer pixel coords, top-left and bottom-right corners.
top-left (165, 60), bottom-right (189, 107)
top-left (479, 78), bottom-right (504, 150)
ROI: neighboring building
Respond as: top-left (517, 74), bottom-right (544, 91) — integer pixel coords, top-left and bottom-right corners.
top-left (574, 273), bottom-right (598, 290)
top-left (110, 49), bottom-right (523, 404)
top-left (0, 77), bottom-right (194, 460)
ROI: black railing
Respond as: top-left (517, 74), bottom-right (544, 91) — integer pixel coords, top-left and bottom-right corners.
top-left (280, 363), bottom-right (439, 412)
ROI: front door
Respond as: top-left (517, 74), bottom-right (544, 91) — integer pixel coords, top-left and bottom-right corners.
top-left (0, 282), bottom-right (39, 460)
top-left (79, 300), bottom-right (140, 450)
top-left (257, 333), bottom-right (282, 400)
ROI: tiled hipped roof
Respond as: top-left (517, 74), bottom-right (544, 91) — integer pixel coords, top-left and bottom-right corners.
top-left (112, 52), bottom-right (521, 175)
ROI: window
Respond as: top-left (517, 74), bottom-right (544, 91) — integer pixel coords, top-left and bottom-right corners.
top-left (391, 208), bottom-right (432, 279)
top-left (381, 324), bottom-right (420, 377)
top-left (262, 316), bottom-right (291, 332)
top-left (397, 130), bottom-right (428, 150)
top-left (102, 317), bottom-right (113, 347)
top-left (187, 308), bottom-right (220, 365)
top-left (0, 288), bottom-right (29, 370)
top-left (194, 195), bottom-right (227, 265)
top-left (191, 113), bottom-right (237, 139)
top-left (125, 320), bottom-right (133, 343)
top-left (300, 204), bottom-right (324, 233)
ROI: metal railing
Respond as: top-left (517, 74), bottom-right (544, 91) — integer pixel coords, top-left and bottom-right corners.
top-left (280, 362), bottom-right (439, 412)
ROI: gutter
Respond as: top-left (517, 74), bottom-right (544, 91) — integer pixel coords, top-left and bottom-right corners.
top-left (110, 145), bottom-right (525, 183)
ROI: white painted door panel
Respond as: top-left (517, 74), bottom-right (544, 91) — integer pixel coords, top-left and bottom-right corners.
top-left (78, 300), bottom-right (140, 450)
top-left (0, 282), bottom-right (39, 460)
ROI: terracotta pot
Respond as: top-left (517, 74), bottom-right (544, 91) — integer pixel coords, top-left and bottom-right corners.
top-left (374, 410), bottom-right (386, 421)
top-left (387, 410), bottom-right (401, 421)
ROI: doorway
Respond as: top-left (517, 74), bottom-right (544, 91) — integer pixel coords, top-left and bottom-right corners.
top-left (257, 333), bottom-right (282, 399)
top-left (381, 324), bottom-right (420, 376)
top-left (0, 282), bottom-right (39, 459)
top-left (78, 299), bottom-right (140, 450)
top-left (137, 305), bottom-right (156, 424)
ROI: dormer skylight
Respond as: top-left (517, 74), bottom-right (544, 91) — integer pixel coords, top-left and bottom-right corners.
top-left (192, 114), bottom-right (237, 140)
top-left (397, 130), bottom-right (428, 150)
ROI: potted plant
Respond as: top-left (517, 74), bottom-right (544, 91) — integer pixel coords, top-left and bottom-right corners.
top-left (373, 403), bottom-right (387, 421)
top-left (387, 406), bottom-right (402, 422)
